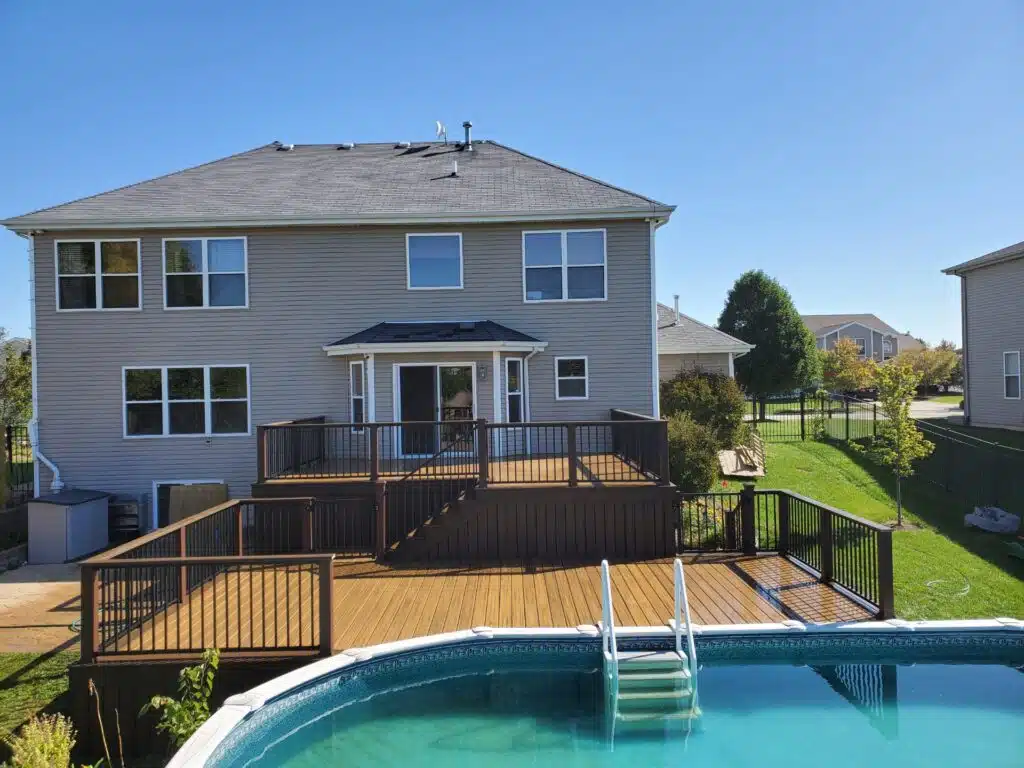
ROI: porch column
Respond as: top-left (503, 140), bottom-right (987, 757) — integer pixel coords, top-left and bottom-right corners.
top-left (727, 352), bottom-right (734, 378)
top-left (366, 353), bottom-right (376, 422)
top-left (492, 350), bottom-right (501, 422)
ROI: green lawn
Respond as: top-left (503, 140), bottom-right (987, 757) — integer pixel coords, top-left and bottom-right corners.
top-left (0, 652), bottom-right (74, 737)
top-left (924, 394), bottom-right (963, 405)
top-left (728, 441), bottom-right (1024, 620)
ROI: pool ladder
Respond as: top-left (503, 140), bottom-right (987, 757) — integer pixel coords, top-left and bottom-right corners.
top-left (600, 558), bottom-right (700, 737)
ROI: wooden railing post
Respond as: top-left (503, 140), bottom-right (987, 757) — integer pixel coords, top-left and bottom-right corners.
top-left (567, 423), bottom-right (578, 487)
top-left (178, 527), bottom-right (188, 601)
top-left (877, 528), bottom-right (895, 619)
top-left (80, 564), bottom-right (99, 663)
top-left (777, 492), bottom-right (790, 555)
top-left (657, 420), bottom-right (670, 483)
top-left (318, 555), bottom-right (335, 657)
top-left (369, 424), bottom-right (379, 483)
top-left (235, 503), bottom-right (245, 556)
top-left (740, 483), bottom-right (757, 555)
top-left (476, 418), bottom-right (489, 488)
top-left (302, 500), bottom-right (314, 552)
top-left (256, 426), bottom-right (268, 483)
top-left (374, 482), bottom-right (387, 558)
top-left (819, 507), bottom-right (834, 582)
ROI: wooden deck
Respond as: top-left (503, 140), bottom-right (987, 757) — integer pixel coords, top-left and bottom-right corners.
top-left (117, 555), bottom-right (871, 657)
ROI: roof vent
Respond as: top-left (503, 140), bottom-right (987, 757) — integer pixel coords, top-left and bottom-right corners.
top-left (337, 142), bottom-right (355, 150)
top-left (458, 321), bottom-right (476, 331)
top-left (396, 141), bottom-right (411, 149)
top-left (462, 121), bottom-right (473, 152)
top-left (276, 143), bottom-right (295, 152)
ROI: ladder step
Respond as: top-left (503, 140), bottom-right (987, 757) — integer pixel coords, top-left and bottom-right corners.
top-left (616, 708), bottom-right (701, 724)
top-left (618, 689), bottom-right (690, 703)
top-left (617, 650), bottom-right (687, 669)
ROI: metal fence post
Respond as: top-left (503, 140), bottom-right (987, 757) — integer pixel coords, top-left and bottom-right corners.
top-left (819, 507), bottom-right (834, 582)
top-left (845, 398), bottom-right (851, 442)
top-left (740, 483), bottom-right (757, 555)
top-left (318, 555), bottom-right (335, 656)
top-left (872, 403), bottom-right (878, 438)
top-left (877, 528), bottom-right (895, 619)
top-left (800, 392), bottom-right (806, 441)
top-left (778, 492), bottom-right (790, 555)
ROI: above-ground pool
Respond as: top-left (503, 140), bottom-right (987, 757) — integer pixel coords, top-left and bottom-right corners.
top-left (182, 622), bottom-right (1024, 768)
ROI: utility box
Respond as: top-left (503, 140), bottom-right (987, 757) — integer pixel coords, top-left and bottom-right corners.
top-left (28, 490), bottom-right (110, 564)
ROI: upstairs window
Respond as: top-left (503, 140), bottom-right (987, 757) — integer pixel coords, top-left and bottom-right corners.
top-left (56, 240), bottom-right (140, 310)
top-left (555, 357), bottom-right (589, 400)
top-left (1004, 351), bottom-right (1021, 400)
top-left (407, 233), bottom-right (463, 289)
top-left (164, 237), bottom-right (248, 308)
top-left (124, 365), bottom-right (250, 437)
top-left (524, 229), bottom-right (606, 302)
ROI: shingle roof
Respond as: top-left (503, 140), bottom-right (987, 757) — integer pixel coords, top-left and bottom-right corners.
top-left (656, 304), bottom-right (753, 355)
top-left (942, 239), bottom-right (1024, 275)
top-left (330, 321), bottom-right (540, 347)
top-left (2, 141), bottom-right (673, 230)
top-left (801, 314), bottom-right (901, 337)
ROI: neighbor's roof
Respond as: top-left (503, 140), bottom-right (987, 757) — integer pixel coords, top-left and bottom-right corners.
top-left (2, 140), bottom-right (674, 231)
top-left (329, 320), bottom-right (541, 347)
top-left (656, 304), bottom-right (754, 355)
top-left (942, 239), bottom-right (1024, 275)
top-left (801, 314), bottom-right (901, 337)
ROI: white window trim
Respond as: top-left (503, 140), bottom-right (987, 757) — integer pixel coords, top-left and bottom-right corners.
top-left (405, 233), bottom-right (464, 290)
top-left (522, 228), bottom-right (608, 303)
top-left (122, 364), bottom-right (251, 438)
top-left (505, 357), bottom-right (525, 423)
top-left (1003, 350), bottom-right (1021, 400)
top-left (162, 236), bottom-right (249, 310)
top-left (350, 360), bottom-right (366, 433)
top-left (554, 355), bottom-right (589, 401)
top-left (54, 239), bottom-right (142, 312)
top-left (852, 338), bottom-right (867, 357)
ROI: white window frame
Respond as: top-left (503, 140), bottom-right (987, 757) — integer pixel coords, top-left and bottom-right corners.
top-left (350, 360), bottom-right (366, 433)
top-left (522, 228), bottom-right (608, 303)
top-left (54, 239), bottom-right (142, 312)
top-left (852, 338), bottom-right (867, 357)
top-left (162, 236), bottom-right (249, 310)
top-left (1003, 351), bottom-right (1021, 400)
top-left (405, 233), bottom-right (464, 290)
top-left (505, 357), bottom-right (525, 424)
top-left (881, 337), bottom-right (893, 361)
top-left (554, 356), bottom-right (589, 401)
top-left (122, 364), bottom-right (251, 438)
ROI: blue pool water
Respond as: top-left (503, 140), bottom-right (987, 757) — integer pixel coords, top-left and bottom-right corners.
top-left (208, 635), bottom-right (1024, 768)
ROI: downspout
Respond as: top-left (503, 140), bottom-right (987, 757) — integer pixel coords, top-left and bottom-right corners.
top-left (522, 347), bottom-right (541, 422)
top-left (25, 233), bottom-right (64, 492)
top-left (960, 276), bottom-right (970, 424)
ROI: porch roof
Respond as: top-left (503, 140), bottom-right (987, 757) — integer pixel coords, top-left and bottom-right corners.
top-left (323, 320), bottom-right (547, 355)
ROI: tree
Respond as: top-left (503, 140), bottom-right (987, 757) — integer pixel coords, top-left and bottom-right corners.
top-left (821, 337), bottom-right (874, 393)
top-left (859, 361), bottom-right (934, 525)
top-left (896, 344), bottom-right (958, 393)
top-left (717, 271), bottom-right (820, 417)
top-left (0, 328), bottom-right (32, 425)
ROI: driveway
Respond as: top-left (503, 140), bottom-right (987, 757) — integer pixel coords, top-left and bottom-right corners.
top-left (0, 564), bottom-right (80, 654)
top-left (910, 400), bottom-right (963, 421)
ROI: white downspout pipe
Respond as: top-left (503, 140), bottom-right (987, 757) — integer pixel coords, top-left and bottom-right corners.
top-left (25, 233), bottom-right (63, 492)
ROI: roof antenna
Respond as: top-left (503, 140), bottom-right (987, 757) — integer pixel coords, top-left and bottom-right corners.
top-left (436, 121), bottom-right (448, 145)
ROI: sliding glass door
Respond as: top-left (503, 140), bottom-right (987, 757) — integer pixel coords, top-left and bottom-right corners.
top-left (397, 364), bottom-right (475, 457)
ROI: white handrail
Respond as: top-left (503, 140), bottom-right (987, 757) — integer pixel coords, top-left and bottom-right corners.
top-left (600, 559), bottom-right (619, 714)
top-left (674, 557), bottom-right (698, 678)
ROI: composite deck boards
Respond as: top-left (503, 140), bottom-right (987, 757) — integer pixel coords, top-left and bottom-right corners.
top-left (101, 555), bottom-right (872, 657)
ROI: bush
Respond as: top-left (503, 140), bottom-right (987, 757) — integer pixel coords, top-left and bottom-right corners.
top-left (660, 369), bottom-right (746, 449)
top-left (667, 413), bottom-right (719, 493)
top-left (2, 714), bottom-right (75, 768)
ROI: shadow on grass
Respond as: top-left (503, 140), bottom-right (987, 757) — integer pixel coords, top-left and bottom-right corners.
top-left (828, 440), bottom-right (1024, 584)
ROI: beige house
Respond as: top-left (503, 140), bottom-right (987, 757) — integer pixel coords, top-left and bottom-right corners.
top-left (944, 241), bottom-right (1024, 430)
top-left (657, 298), bottom-right (753, 381)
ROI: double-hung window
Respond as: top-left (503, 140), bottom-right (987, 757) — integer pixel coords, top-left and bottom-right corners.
top-left (350, 361), bottom-right (366, 432)
top-left (406, 233), bottom-right (463, 289)
top-left (523, 229), bottom-right (606, 302)
top-left (555, 357), bottom-right (588, 400)
top-left (56, 240), bottom-right (140, 310)
top-left (164, 237), bottom-right (248, 308)
top-left (505, 358), bottom-right (524, 423)
top-left (1004, 351), bottom-right (1021, 399)
top-left (852, 338), bottom-right (867, 356)
top-left (124, 365), bottom-right (250, 437)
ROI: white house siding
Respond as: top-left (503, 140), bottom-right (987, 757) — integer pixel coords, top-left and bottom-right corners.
top-left (962, 259), bottom-right (1024, 429)
top-left (658, 353), bottom-right (731, 381)
top-left (31, 220), bottom-right (655, 501)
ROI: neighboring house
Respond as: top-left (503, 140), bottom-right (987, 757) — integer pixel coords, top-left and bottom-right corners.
top-left (1, 130), bottom-right (675, 520)
top-left (801, 314), bottom-right (922, 362)
top-left (943, 240), bottom-right (1024, 430)
top-left (657, 297), bottom-right (753, 381)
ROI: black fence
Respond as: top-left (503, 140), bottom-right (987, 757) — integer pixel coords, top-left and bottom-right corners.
top-left (746, 394), bottom-right (878, 443)
top-left (3, 424), bottom-right (32, 509)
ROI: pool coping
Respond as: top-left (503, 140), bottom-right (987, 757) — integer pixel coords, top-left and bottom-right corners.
top-left (169, 617), bottom-right (1024, 768)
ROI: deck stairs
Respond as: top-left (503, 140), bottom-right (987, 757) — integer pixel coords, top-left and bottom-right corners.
top-left (599, 558), bottom-right (700, 740)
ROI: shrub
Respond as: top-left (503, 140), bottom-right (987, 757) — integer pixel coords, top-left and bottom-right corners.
top-left (141, 647), bottom-right (220, 750)
top-left (2, 714), bottom-right (75, 768)
top-left (660, 369), bottom-right (746, 449)
top-left (667, 413), bottom-right (719, 493)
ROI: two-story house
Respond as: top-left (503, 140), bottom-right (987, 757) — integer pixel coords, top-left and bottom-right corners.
top-left (2, 130), bottom-right (674, 528)
top-left (802, 314), bottom-right (923, 362)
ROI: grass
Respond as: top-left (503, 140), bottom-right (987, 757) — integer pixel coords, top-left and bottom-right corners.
top-left (728, 441), bottom-right (1024, 620)
top-left (0, 652), bottom-right (75, 738)
top-left (922, 421), bottom-right (1024, 450)
top-left (924, 394), bottom-right (963, 405)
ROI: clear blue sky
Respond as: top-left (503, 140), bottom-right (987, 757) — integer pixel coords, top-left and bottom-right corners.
top-left (2, 0), bottom-right (1022, 344)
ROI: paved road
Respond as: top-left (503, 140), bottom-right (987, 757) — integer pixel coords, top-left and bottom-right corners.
top-left (910, 400), bottom-right (963, 421)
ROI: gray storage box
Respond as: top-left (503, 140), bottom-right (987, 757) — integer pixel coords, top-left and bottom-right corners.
top-left (28, 489), bottom-right (110, 564)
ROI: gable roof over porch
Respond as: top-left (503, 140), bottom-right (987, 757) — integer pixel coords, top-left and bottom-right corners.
top-left (322, 320), bottom-right (547, 356)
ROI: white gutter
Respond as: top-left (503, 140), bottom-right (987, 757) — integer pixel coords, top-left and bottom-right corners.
top-left (25, 234), bottom-right (63, 492)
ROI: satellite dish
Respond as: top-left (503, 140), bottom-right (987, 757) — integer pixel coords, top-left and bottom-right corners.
top-left (436, 121), bottom-right (447, 144)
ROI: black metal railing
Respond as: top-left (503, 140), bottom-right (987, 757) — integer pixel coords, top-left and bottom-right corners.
top-left (3, 424), bottom-right (32, 509)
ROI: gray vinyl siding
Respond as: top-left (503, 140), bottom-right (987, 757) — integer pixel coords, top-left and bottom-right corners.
top-left (828, 324), bottom-right (883, 361)
top-left (658, 353), bottom-right (731, 381)
top-left (31, 220), bottom-right (654, 504)
top-left (962, 260), bottom-right (1024, 429)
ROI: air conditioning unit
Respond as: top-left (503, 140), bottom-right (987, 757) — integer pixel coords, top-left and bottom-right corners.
top-left (108, 495), bottom-right (141, 543)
